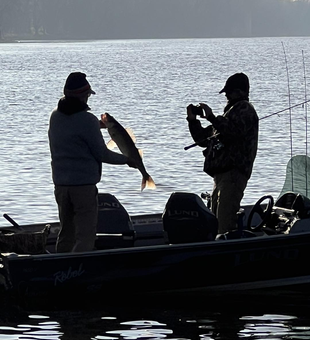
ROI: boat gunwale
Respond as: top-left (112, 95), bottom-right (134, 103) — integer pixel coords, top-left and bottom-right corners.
top-left (2, 227), bottom-right (310, 262)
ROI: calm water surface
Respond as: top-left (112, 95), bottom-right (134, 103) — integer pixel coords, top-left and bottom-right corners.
top-left (1, 37), bottom-right (310, 226)
top-left (1, 37), bottom-right (310, 338)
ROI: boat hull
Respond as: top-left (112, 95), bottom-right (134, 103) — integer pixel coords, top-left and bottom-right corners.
top-left (2, 230), bottom-right (310, 302)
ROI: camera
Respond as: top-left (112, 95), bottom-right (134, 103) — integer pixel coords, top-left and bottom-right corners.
top-left (190, 104), bottom-right (204, 117)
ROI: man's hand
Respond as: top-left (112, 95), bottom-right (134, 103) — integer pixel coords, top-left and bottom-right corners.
top-left (199, 103), bottom-right (215, 122)
top-left (99, 119), bottom-right (107, 129)
top-left (99, 113), bottom-right (109, 129)
top-left (186, 104), bottom-right (197, 121)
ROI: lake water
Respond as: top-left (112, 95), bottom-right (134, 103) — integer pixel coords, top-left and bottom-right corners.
top-left (1, 37), bottom-right (310, 338)
top-left (1, 294), bottom-right (310, 340)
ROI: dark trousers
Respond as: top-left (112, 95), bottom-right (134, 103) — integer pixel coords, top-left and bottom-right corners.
top-left (212, 169), bottom-right (248, 234)
top-left (54, 185), bottom-right (98, 252)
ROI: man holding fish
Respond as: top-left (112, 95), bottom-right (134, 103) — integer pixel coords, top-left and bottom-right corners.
top-left (48, 72), bottom-right (139, 253)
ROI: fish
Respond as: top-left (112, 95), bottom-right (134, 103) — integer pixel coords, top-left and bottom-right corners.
top-left (101, 113), bottom-right (156, 191)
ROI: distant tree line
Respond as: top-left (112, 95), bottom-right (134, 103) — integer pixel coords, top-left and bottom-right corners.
top-left (1, 0), bottom-right (310, 40)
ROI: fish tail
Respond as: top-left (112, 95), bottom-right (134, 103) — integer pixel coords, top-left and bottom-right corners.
top-left (141, 178), bottom-right (147, 192)
top-left (146, 175), bottom-right (156, 190)
top-left (141, 175), bottom-right (156, 191)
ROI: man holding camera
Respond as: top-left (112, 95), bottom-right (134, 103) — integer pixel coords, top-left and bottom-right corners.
top-left (186, 73), bottom-right (258, 235)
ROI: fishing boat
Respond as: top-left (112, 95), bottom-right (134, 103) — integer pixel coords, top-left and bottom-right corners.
top-left (1, 155), bottom-right (310, 305)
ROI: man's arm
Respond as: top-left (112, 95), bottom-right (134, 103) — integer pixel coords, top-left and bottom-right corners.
top-left (187, 104), bottom-right (213, 147)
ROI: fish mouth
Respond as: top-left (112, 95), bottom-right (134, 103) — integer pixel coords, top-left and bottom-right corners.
top-left (101, 113), bottom-right (109, 124)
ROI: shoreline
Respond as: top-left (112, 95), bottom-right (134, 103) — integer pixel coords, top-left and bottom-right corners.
top-left (1, 33), bottom-right (310, 44)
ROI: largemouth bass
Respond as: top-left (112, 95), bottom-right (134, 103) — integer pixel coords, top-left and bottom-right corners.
top-left (101, 113), bottom-right (156, 191)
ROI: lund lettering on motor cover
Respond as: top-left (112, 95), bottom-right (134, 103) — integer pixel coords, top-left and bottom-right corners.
top-left (167, 210), bottom-right (199, 218)
top-left (54, 263), bottom-right (85, 286)
top-left (98, 202), bottom-right (120, 209)
top-left (234, 248), bottom-right (299, 266)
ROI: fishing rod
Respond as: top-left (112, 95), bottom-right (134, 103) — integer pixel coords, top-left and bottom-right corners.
top-left (184, 133), bottom-right (220, 151)
top-left (282, 42), bottom-right (294, 178)
top-left (259, 99), bottom-right (310, 120)
top-left (302, 50), bottom-right (308, 196)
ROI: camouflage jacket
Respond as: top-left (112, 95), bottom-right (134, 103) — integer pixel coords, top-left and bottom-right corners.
top-left (188, 100), bottom-right (258, 179)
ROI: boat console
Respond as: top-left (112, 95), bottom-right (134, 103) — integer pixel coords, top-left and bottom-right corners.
top-left (245, 192), bottom-right (310, 235)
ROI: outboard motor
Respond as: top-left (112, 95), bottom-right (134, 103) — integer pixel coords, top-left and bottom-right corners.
top-left (97, 193), bottom-right (133, 233)
top-left (162, 192), bottom-right (218, 243)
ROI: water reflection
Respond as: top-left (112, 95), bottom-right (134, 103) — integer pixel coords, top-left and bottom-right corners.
top-left (1, 309), bottom-right (310, 340)
top-left (239, 314), bottom-right (310, 339)
top-left (0, 314), bottom-right (62, 340)
top-left (106, 320), bottom-right (172, 339)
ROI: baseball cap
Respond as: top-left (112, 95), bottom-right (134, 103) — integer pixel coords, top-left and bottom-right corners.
top-left (219, 73), bottom-right (249, 94)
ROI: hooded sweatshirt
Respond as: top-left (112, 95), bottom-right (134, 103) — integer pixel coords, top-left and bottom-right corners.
top-left (48, 97), bottom-right (128, 186)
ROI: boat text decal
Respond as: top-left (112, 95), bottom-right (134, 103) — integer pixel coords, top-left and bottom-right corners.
top-left (234, 248), bottom-right (299, 266)
top-left (166, 209), bottom-right (199, 218)
top-left (54, 263), bottom-right (85, 286)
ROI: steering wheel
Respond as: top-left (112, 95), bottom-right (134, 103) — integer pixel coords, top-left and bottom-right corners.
top-left (247, 195), bottom-right (274, 232)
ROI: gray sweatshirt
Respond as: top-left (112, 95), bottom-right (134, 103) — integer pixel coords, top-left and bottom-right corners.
top-left (48, 108), bottom-right (128, 186)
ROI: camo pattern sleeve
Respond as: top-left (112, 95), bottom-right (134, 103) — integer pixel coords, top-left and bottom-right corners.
top-left (211, 100), bottom-right (259, 179)
top-left (188, 119), bottom-right (215, 147)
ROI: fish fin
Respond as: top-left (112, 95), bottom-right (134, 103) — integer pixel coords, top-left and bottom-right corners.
top-left (126, 128), bottom-right (136, 143)
top-left (146, 175), bottom-right (156, 190)
top-left (106, 139), bottom-right (117, 150)
top-left (141, 178), bottom-right (147, 192)
top-left (141, 175), bottom-right (156, 191)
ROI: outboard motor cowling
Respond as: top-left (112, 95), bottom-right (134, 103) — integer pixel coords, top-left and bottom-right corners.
top-left (162, 192), bottom-right (218, 243)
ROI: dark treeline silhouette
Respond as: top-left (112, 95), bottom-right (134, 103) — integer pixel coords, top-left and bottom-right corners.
top-left (1, 0), bottom-right (310, 40)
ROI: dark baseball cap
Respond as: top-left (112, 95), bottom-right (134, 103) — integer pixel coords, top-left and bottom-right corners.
top-left (219, 73), bottom-right (249, 94)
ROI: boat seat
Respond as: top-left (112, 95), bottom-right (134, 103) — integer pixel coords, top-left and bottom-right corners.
top-left (275, 192), bottom-right (310, 219)
top-left (162, 192), bottom-right (218, 244)
top-left (96, 193), bottom-right (135, 249)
